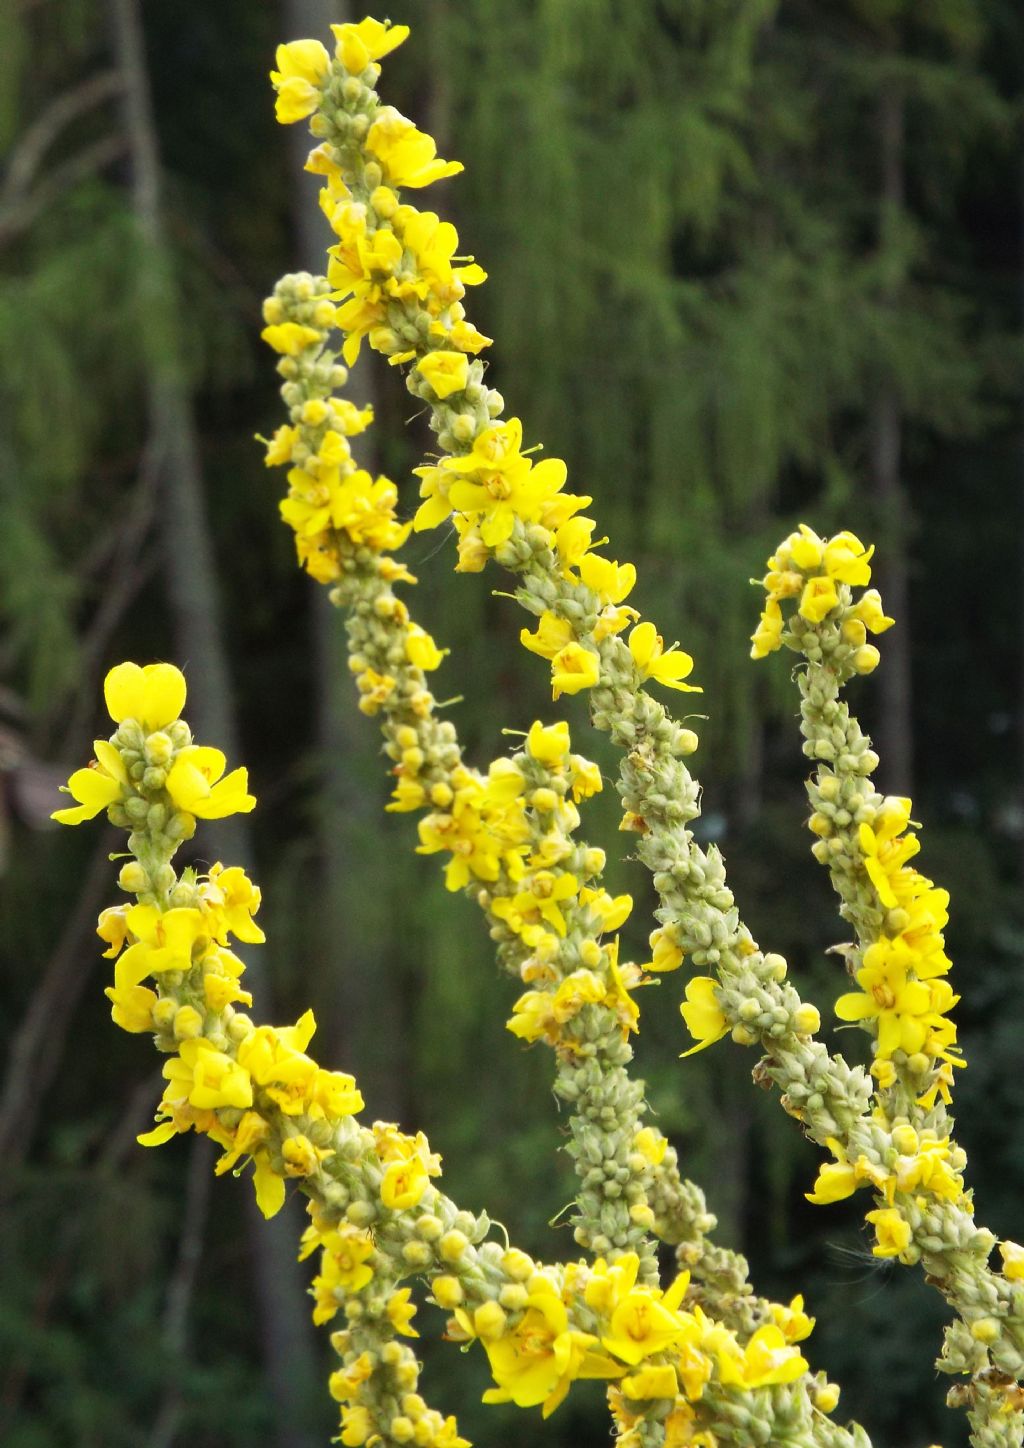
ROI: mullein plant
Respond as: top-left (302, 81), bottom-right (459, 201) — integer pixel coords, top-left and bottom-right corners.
top-left (51, 15), bottom-right (1022, 1448)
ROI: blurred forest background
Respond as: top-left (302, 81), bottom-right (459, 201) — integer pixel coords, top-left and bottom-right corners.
top-left (2, 0), bottom-right (1023, 1445)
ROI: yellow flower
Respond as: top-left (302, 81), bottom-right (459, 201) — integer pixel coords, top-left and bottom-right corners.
top-left (104, 661), bottom-right (188, 730)
top-left (679, 977), bottom-right (728, 1056)
top-left (381, 1155), bottom-right (429, 1210)
top-left (570, 755), bottom-right (603, 801)
top-left (200, 864), bottom-right (266, 945)
top-left (866, 1207), bottom-right (913, 1258)
top-left (166, 746), bottom-right (256, 821)
top-left (835, 950), bottom-right (958, 1060)
top-left (162, 1038), bottom-right (254, 1114)
top-left (788, 524), bottom-right (824, 572)
top-left (601, 1287), bottom-right (690, 1366)
top-left (718, 1324), bottom-right (808, 1388)
top-left (416, 762), bottom-right (529, 889)
top-left (261, 321), bottom-right (324, 354)
top-left (633, 1127), bottom-right (667, 1167)
top-left (214, 1110), bottom-right (270, 1178)
top-left (441, 416), bottom-right (523, 475)
top-left (339, 1405), bottom-right (372, 1446)
top-left (551, 642), bottom-right (600, 699)
top-left (113, 903), bottom-right (206, 988)
top-left (201, 946), bottom-right (252, 1011)
top-left (329, 1352), bottom-right (374, 1403)
top-left (857, 798), bottom-right (918, 909)
top-left (770, 1294), bottom-right (815, 1343)
top-left (891, 1137), bottom-right (963, 1203)
top-left (396, 207), bottom-right (486, 303)
top-left (103, 982), bottom-right (158, 1033)
top-left (1000, 1241), bottom-right (1024, 1282)
top-left (263, 423), bottom-right (299, 466)
top-left (798, 576), bottom-right (839, 623)
top-left (823, 530), bottom-right (873, 586)
top-left (628, 622), bottom-right (700, 693)
top-left (526, 719), bottom-right (571, 766)
top-left (447, 453), bottom-right (568, 548)
top-left (521, 611), bottom-right (574, 660)
top-left (482, 1279), bottom-right (622, 1416)
top-left (648, 926), bottom-right (683, 974)
top-left (313, 1226), bottom-right (376, 1323)
top-left (432, 1275), bottom-right (464, 1309)
top-left (578, 553), bottom-right (636, 604)
top-left (579, 887), bottom-right (632, 932)
top-left (503, 870), bottom-right (579, 937)
top-left (366, 108), bottom-right (463, 188)
top-left (269, 39), bottom-right (330, 125)
top-left (330, 17), bottom-right (409, 72)
top-left (52, 740), bottom-right (128, 825)
top-left (805, 1139), bottom-right (860, 1205)
top-left (387, 1287), bottom-right (420, 1337)
top-left (279, 1135), bottom-right (319, 1178)
top-left (405, 623), bottom-right (446, 670)
top-left (417, 350), bottom-right (470, 399)
top-left (663, 1401), bottom-right (716, 1448)
top-left (506, 990), bottom-right (559, 1045)
top-left (852, 588), bottom-right (895, 634)
top-left (97, 906), bottom-right (130, 957)
top-left (554, 516), bottom-right (597, 573)
top-left (620, 1363), bottom-right (678, 1400)
top-left (445, 318), bottom-right (492, 353)
top-left (386, 777), bottom-right (427, 813)
top-left (237, 1012), bottom-right (319, 1116)
top-left (750, 597), bottom-right (783, 659)
top-left (310, 1067), bottom-right (364, 1121)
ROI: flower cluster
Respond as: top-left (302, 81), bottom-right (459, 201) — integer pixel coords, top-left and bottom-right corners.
top-left (750, 524), bottom-right (890, 670)
top-left (259, 175), bottom-right (681, 1292)
top-left (47, 15), bottom-right (1024, 1448)
top-left (447, 1248), bottom-right (810, 1432)
top-left (269, 22), bottom-right (701, 727)
top-left (259, 17), bottom-right (1024, 1445)
top-left (53, 661), bottom-right (254, 831)
top-left (752, 526), bottom-right (961, 1090)
top-left (261, 280), bottom-right (410, 587)
top-left (752, 527), bottom-right (1024, 1392)
top-left (54, 660), bottom-right (849, 1447)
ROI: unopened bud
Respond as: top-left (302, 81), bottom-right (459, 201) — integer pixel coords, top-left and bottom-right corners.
top-left (172, 1005), bottom-right (203, 1040)
top-left (971, 1317), bottom-right (1000, 1344)
top-left (814, 1382), bottom-right (840, 1413)
top-left (431, 1274), bottom-right (463, 1308)
top-left (440, 1230), bottom-right (469, 1263)
top-left (118, 861), bottom-right (148, 894)
top-left (763, 953), bottom-right (788, 982)
top-left (793, 1004), bottom-right (820, 1035)
top-left (674, 729), bottom-right (699, 755)
top-left (152, 998), bottom-right (176, 1030)
top-left (474, 1301), bottom-right (507, 1339)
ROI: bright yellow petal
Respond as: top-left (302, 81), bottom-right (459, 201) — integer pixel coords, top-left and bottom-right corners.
top-left (140, 664), bottom-right (187, 729)
top-left (104, 662), bottom-right (146, 723)
top-left (137, 1121), bottom-right (179, 1147)
top-left (252, 1157), bottom-right (286, 1217)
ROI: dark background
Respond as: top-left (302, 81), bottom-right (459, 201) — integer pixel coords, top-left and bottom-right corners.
top-left (2, 2), bottom-right (1024, 1445)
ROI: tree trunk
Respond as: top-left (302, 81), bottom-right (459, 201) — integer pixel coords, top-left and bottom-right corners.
top-left (107, 3), bottom-right (320, 1442)
top-left (1019, 151), bottom-right (1024, 887)
top-left (283, 0), bottom-right (406, 1123)
top-left (872, 76), bottom-right (913, 796)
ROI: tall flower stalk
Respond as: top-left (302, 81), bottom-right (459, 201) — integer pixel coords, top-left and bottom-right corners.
top-left (259, 17), bottom-right (1024, 1446)
top-left (47, 14), bottom-right (1024, 1448)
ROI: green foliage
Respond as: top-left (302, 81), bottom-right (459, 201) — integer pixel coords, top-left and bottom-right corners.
top-left (2, 1), bottom-right (1024, 1445)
